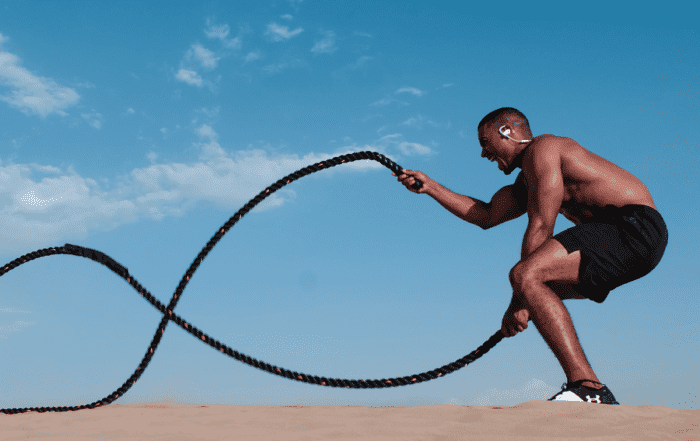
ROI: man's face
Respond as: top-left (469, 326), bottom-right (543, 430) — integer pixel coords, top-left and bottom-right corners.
top-left (478, 125), bottom-right (511, 174)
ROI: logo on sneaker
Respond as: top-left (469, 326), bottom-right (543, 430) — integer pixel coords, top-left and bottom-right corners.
top-left (586, 395), bottom-right (601, 403)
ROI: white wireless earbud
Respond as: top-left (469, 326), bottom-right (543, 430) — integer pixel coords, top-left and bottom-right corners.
top-left (499, 125), bottom-right (531, 144)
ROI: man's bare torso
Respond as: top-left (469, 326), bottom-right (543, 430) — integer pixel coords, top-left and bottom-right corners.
top-left (516, 135), bottom-right (658, 225)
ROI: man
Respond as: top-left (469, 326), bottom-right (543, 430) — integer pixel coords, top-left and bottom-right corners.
top-left (392, 107), bottom-right (668, 405)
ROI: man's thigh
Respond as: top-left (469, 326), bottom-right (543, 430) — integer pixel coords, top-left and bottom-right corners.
top-left (546, 281), bottom-right (586, 300)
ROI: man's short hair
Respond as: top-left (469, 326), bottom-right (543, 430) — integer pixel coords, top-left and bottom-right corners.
top-left (478, 107), bottom-right (532, 138)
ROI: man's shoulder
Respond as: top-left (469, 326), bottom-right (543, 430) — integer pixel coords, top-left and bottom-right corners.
top-left (528, 134), bottom-right (565, 152)
top-left (523, 135), bottom-right (567, 167)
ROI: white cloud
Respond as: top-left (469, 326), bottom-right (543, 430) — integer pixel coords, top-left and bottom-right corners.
top-left (281, 14), bottom-right (293, 20)
top-left (441, 83), bottom-right (454, 88)
top-left (223, 37), bottom-right (241, 50)
top-left (370, 98), bottom-right (393, 107)
top-left (401, 114), bottom-right (450, 130)
top-left (396, 87), bottom-right (424, 97)
top-left (244, 51), bottom-right (261, 63)
top-left (205, 19), bottom-right (230, 40)
top-left (204, 18), bottom-right (241, 50)
top-left (80, 110), bottom-right (103, 129)
top-left (126, 107), bottom-right (135, 114)
top-left (428, 119), bottom-right (450, 129)
top-left (175, 69), bottom-right (204, 87)
top-left (187, 43), bottom-right (220, 69)
top-left (374, 133), bottom-right (435, 158)
top-left (362, 114), bottom-right (382, 122)
top-left (311, 31), bottom-right (336, 54)
top-left (354, 56), bottom-right (373, 68)
top-left (370, 98), bottom-right (408, 107)
top-left (0, 126), bottom-right (421, 262)
top-left (261, 58), bottom-right (303, 75)
top-left (354, 31), bottom-right (373, 38)
top-left (265, 23), bottom-right (304, 41)
top-left (397, 141), bottom-right (432, 155)
top-left (0, 37), bottom-right (80, 118)
top-left (0, 317), bottom-right (37, 340)
top-left (0, 32), bottom-right (9, 45)
top-left (402, 115), bottom-right (422, 127)
top-left (262, 63), bottom-right (286, 74)
top-left (147, 151), bottom-right (159, 165)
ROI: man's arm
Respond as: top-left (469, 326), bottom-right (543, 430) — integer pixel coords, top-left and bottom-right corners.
top-left (521, 140), bottom-right (564, 260)
top-left (426, 181), bottom-right (490, 229)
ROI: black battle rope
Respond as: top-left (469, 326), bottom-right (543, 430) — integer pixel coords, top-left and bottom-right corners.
top-left (0, 150), bottom-right (505, 415)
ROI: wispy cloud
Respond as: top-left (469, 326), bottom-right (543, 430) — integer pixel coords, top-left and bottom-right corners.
top-left (205, 18), bottom-right (241, 50)
top-left (261, 58), bottom-right (303, 75)
top-left (281, 14), bottom-right (293, 20)
top-left (204, 19), bottom-right (230, 40)
top-left (0, 125), bottom-right (409, 260)
top-left (0, 313), bottom-right (36, 340)
top-left (353, 56), bottom-right (373, 68)
top-left (401, 114), bottom-right (451, 130)
top-left (186, 43), bottom-right (220, 69)
top-left (80, 110), bottom-right (103, 130)
top-left (244, 51), bottom-right (261, 63)
top-left (265, 23), bottom-right (304, 42)
top-left (371, 98), bottom-right (393, 106)
top-left (397, 141), bottom-right (432, 155)
top-left (0, 32), bottom-right (80, 118)
top-left (370, 98), bottom-right (409, 107)
top-left (370, 133), bottom-right (436, 157)
top-left (354, 31), bottom-right (373, 38)
top-left (175, 68), bottom-right (204, 87)
top-left (362, 114), bottom-right (382, 122)
top-left (396, 87), bottom-right (424, 97)
top-left (311, 30), bottom-right (337, 54)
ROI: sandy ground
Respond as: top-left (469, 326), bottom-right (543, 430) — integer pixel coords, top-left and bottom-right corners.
top-left (1, 401), bottom-right (698, 440)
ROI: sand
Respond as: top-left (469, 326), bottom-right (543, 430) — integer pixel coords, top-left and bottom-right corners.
top-left (1, 401), bottom-right (698, 440)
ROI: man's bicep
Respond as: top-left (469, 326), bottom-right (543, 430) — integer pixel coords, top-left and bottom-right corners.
top-left (525, 144), bottom-right (564, 229)
top-left (486, 182), bottom-right (527, 229)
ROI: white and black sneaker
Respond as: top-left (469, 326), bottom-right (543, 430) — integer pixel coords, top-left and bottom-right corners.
top-left (548, 379), bottom-right (620, 405)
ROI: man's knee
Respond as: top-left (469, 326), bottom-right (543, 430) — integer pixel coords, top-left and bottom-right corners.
top-left (509, 261), bottom-right (533, 285)
top-left (509, 262), bottom-right (533, 296)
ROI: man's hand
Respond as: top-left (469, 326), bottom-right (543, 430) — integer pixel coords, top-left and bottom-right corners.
top-left (501, 297), bottom-right (530, 338)
top-left (392, 169), bottom-right (431, 194)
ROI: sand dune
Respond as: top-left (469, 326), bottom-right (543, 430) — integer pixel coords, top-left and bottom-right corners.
top-left (2, 401), bottom-right (698, 440)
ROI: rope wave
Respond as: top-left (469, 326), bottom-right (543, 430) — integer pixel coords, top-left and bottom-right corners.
top-left (0, 150), bottom-right (504, 415)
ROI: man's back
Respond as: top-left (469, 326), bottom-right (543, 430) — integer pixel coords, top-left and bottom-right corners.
top-left (519, 134), bottom-right (658, 225)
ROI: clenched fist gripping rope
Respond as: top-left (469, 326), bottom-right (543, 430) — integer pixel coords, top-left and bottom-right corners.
top-left (0, 151), bottom-right (504, 415)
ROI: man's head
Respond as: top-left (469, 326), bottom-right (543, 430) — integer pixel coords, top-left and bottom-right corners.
top-left (477, 107), bottom-right (533, 176)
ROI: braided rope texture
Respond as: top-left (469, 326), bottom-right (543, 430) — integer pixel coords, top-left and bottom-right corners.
top-left (0, 151), bottom-right (504, 415)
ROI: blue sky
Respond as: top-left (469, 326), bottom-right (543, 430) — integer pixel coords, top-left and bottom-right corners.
top-left (0, 0), bottom-right (697, 410)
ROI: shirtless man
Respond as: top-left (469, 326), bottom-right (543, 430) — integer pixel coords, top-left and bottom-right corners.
top-left (392, 107), bottom-right (668, 405)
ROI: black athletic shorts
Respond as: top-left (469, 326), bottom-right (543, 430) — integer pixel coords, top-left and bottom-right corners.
top-left (553, 204), bottom-right (668, 303)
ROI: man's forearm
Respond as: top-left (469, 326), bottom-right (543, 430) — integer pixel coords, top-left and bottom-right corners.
top-left (427, 180), bottom-right (489, 228)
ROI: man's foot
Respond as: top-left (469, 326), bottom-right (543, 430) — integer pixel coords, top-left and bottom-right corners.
top-left (548, 379), bottom-right (620, 404)
top-left (581, 380), bottom-right (603, 390)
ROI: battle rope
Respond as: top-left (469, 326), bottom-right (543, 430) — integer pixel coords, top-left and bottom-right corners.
top-left (0, 150), bottom-right (504, 415)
